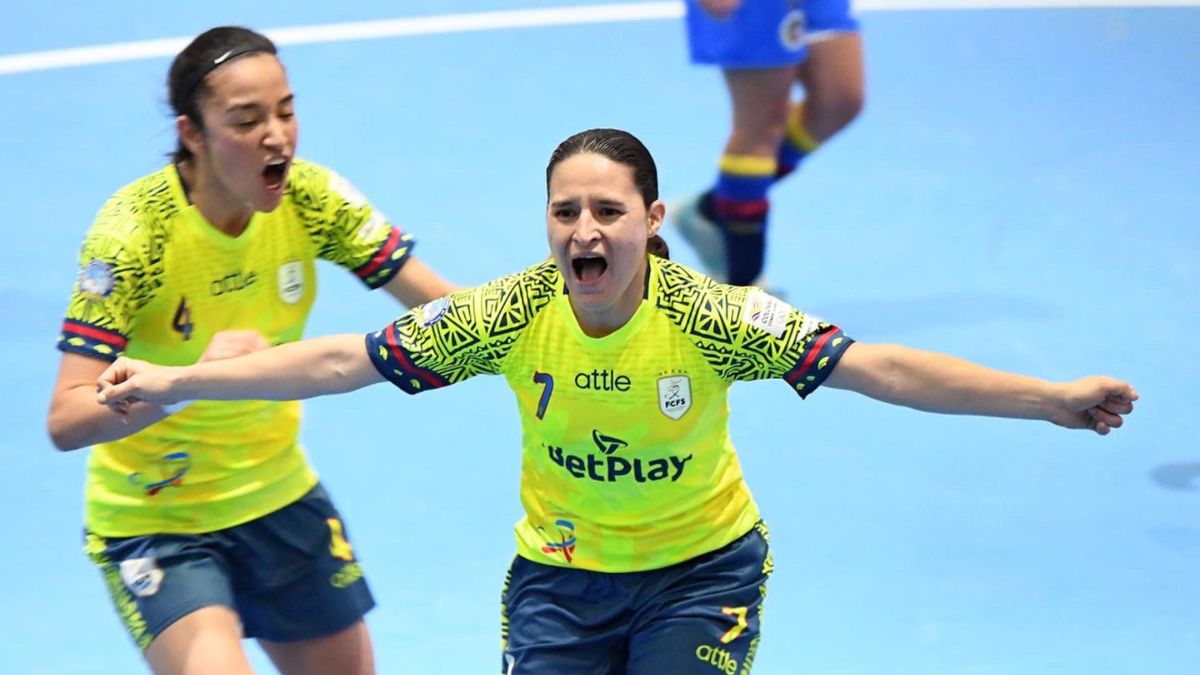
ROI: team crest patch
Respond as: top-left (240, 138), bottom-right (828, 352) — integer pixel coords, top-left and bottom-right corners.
top-left (277, 261), bottom-right (304, 304)
top-left (658, 375), bottom-right (692, 420)
top-left (741, 289), bottom-right (791, 339)
top-left (778, 9), bottom-right (807, 51)
top-left (421, 296), bottom-right (451, 326)
top-left (79, 259), bottom-right (115, 299)
top-left (118, 555), bottom-right (164, 597)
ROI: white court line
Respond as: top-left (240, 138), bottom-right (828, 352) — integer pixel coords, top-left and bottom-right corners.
top-left (1, 0), bottom-right (1196, 76)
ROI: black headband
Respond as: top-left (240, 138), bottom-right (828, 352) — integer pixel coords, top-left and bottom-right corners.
top-left (176, 46), bottom-right (270, 110)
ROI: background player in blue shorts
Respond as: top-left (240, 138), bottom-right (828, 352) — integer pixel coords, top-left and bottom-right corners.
top-left (94, 128), bottom-right (1137, 674)
top-left (46, 26), bottom-right (455, 675)
top-left (675, 0), bottom-right (865, 287)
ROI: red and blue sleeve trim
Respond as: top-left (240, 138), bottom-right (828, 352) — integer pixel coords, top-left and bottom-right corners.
top-left (784, 327), bottom-right (853, 399)
top-left (353, 227), bottom-right (414, 290)
top-left (364, 321), bottom-right (449, 395)
top-left (56, 319), bottom-right (128, 361)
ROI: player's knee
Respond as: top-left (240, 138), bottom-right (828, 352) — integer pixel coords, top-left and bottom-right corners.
top-left (810, 86), bottom-right (864, 134)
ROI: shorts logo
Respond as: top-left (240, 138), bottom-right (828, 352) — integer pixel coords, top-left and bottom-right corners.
top-left (695, 644), bottom-right (740, 674)
top-left (778, 9), bottom-right (806, 51)
top-left (277, 261), bottom-right (304, 304)
top-left (118, 555), bottom-right (164, 597)
top-left (79, 259), bottom-right (115, 299)
top-left (538, 519), bottom-right (576, 563)
top-left (658, 375), bottom-right (691, 420)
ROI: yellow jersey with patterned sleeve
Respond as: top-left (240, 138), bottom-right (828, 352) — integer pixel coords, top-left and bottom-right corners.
top-left (365, 255), bottom-right (852, 572)
top-left (59, 159), bottom-right (416, 536)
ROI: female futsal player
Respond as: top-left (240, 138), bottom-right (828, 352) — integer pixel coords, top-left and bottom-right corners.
top-left (48, 26), bottom-right (454, 675)
top-left (94, 128), bottom-right (1135, 674)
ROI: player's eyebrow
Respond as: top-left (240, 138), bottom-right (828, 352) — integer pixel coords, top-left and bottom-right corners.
top-left (225, 94), bottom-right (294, 113)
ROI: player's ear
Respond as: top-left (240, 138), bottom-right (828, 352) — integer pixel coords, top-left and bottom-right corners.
top-left (176, 115), bottom-right (205, 157)
top-left (647, 200), bottom-right (665, 237)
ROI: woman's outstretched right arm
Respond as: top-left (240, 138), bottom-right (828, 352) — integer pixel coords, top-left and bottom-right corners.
top-left (97, 333), bottom-right (381, 415)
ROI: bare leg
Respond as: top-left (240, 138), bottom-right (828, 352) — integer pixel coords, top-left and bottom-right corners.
top-left (796, 32), bottom-right (865, 143)
top-left (145, 606), bottom-right (254, 675)
top-left (722, 65), bottom-right (799, 158)
top-left (259, 619), bottom-right (375, 675)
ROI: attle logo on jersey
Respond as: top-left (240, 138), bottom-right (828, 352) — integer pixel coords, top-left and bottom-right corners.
top-left (545, 429), bottom-right (692, 483)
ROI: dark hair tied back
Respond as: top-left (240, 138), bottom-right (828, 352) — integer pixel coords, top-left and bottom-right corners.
top-left (546, 128), bottom-right (670, 259)
top-left (167, 26), bottom-right (277, 163)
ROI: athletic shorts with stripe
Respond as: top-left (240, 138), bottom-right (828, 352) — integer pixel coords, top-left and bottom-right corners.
top-left (84, 483), bottom-right (375, 650)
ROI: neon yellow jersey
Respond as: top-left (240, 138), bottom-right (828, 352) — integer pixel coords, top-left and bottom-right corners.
top-left (366, 256), bottom-right (852, 572)
top-left (59, 159), bottom-right (416, 536)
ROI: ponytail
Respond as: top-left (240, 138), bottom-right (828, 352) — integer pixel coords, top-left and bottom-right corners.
top-left (647, 234), bottom-right (670, 259)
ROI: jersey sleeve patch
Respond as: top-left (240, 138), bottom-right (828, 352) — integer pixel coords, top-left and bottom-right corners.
top-left (739, 289), bottom-right (790, 338)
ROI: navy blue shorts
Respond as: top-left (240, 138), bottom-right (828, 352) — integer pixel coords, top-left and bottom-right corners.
top-left (501, 523), bottom-right (772, 675)
top-left (83, 483), bottom-right (375, 651)
top-left (685, 0), bottom-right (861, 69)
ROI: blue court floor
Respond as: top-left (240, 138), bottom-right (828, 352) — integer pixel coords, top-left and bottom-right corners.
top-left (1, 2), bottom-right (1197, 673)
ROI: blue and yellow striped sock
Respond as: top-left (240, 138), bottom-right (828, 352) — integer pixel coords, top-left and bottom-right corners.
top-left (775, 102), bottom-right (820, 181)
top-left (706, 154), bottom-right (776, 285)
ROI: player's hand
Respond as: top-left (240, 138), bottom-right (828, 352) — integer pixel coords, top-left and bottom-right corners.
top-left (699, 0), bottom-right (741, 19)
top-left (96, 357), bottom-right (184, 419)
top-left (1051, 376), bottom-right (1138, 435)
top-left (198, 330), bottom-right (270, 362)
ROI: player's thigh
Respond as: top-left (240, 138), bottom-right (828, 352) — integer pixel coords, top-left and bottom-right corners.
top-left (230, 484), bottom-right (376, 644)
top-left (798, 32), bottom-right (865, 126)
top-left (84, 531), bottom-right (238, 658)
top-left (145, 606), bottom-right (252, 675)
top-left (259, 619), bottom-right (373, 675)
top-left (723, 66), bottom-right (800, 153)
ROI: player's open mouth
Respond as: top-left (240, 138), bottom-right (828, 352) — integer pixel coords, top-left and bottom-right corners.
top-left (572, 254), bottom-right (608, 283)
top-left (262, 158), bottom-right (289, 189)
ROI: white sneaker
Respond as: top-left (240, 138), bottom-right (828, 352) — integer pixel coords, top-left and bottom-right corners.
top-left (671, 193), bottom-right (728, 282)
top-left (670, 193), bottom-right (782, 296)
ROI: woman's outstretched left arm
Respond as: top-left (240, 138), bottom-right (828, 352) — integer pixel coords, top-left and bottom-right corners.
top-left (823, 343), bottom-right (1137, 435)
